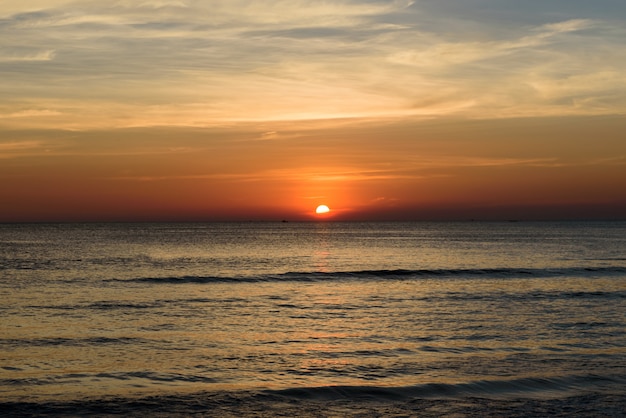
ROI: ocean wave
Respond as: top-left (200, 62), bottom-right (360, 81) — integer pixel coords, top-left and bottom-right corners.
top-left (0, 371), bottom-right (218, 388)
top-left (0, 337), bottom-right (146, 348)
top-left (267, 374), bottom-right (626, 401)
top-left (2, 376), bottom-right (625, 417)
top-left (3, 370), bottom-right (622, 397)
top-left (108, 266), bottom-right (626, 285)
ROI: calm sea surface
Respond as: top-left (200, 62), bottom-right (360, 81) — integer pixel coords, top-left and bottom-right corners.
top-left (1, 221), bottom-right (625, 416)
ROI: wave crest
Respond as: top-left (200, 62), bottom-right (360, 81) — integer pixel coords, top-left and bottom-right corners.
top-left (109, 266), bottom-right (626, 285)
top-left (268, 374), bottom-right (626, 401)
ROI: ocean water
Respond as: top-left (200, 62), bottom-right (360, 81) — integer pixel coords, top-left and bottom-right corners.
top-left (1, 221), bottom-right (625, 416)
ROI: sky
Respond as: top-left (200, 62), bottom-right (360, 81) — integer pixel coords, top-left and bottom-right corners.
top-left (1, 0), bottom-right (625, 221)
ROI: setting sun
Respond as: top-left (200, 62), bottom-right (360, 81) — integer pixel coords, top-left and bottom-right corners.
top-left (315, 205), bottom-right (330, 215)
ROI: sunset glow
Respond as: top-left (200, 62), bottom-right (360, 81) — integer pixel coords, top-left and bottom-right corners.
top-left (315, 205), bottom-right (330, 215)
top-left (1, 1), bottom-right (625, 221)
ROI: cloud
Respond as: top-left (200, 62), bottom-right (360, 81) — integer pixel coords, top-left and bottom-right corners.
top-left (0, 109), bottom-right (61, 117)
top-left (388, 19), bottom-right (593, 67)
top-left (0, 1), bottom-right (625, 129)
top-left (0, 140), bottom-right (47, 159)
top-left (0, 140), bottom-right (43, 151)
top-left (0, 49), bottom-right (55, 61)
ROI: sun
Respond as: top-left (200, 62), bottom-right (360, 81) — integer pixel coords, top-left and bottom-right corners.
top-left (315, 204), bottom-right (330, 214)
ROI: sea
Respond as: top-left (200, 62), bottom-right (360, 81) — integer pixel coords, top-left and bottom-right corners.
top-left (1, 221), bottom-right (625, 417)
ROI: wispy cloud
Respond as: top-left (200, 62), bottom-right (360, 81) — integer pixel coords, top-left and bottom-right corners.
top-left (0, 1), bottom-right (625, 129)
top-left (0, 140), bottom-right (43, 151)
top-left (0, 140), bottom-right (46, 159)
top-left (0, 49), bottom-right (55, 61)
top-left (389, 19), bottom-right (594, 67)
top-left (0, 109), bottom-right (61, 117)
top-left (106, 155), bottom-right (586, 185)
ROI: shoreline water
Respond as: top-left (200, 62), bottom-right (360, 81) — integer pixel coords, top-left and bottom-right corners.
top-left (3, 390), bottom-right (625, 417)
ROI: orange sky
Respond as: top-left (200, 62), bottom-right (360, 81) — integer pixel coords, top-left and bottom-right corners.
top-left (2, 116), bottom-right (624, 221)
top-left (1, 1), bottom-right (625, 221)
